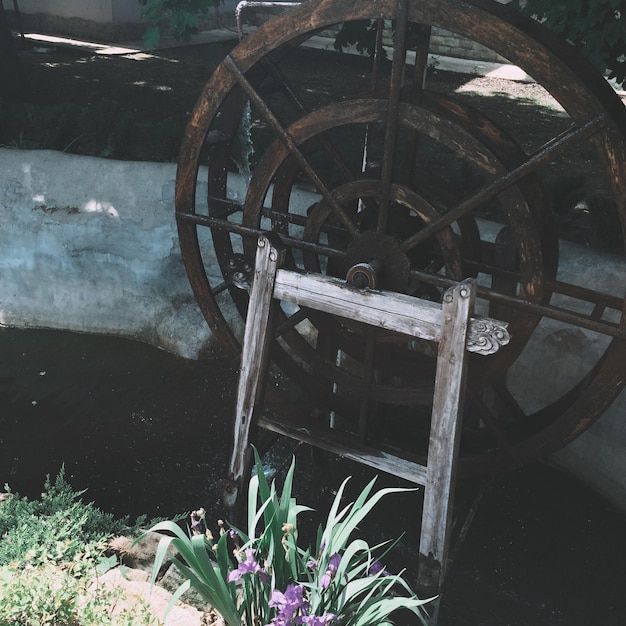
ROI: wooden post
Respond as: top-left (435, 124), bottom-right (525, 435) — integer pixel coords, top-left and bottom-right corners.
top-left (417, 279), bottom-right (475, 614)
top-left (223, 235), bottom-right (284, 510)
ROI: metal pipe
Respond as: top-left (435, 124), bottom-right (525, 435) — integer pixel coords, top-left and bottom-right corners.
top-left (178, 208), bottom-right (626, 338)
top-left (235, 1), bottom-right (303, 40)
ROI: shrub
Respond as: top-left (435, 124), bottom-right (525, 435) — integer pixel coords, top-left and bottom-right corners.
top-left (0, 562), bottom-right (159, 626)
top-left (0, 467), bottom-right (146, 567)
top-left (0, 468), bottom-right (158, 626)
top-left (513, 0), bottom-right (625, 86)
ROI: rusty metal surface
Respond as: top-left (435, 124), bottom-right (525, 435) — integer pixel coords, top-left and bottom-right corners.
top-left (175, 0), bottom-right (626, 474)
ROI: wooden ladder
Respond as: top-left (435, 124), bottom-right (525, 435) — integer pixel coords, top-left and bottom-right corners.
top-left (224, 234), bottom-right (509, 619)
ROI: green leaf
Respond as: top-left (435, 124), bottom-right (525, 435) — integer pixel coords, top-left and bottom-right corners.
top-left (147, 533), bottom-right (175, 587)
top-left (95, 554), bottom-right (118, 576)
top-left (515, 0), bottom-right (625, 79)
top-left (143, 24), bottom-right (161, 50)
top-left (351, 597), bottom-right (429, 626)
top-left (163, 578), bottom-right (191, 621)
top-left (329, 483), bottom-right (417, 555)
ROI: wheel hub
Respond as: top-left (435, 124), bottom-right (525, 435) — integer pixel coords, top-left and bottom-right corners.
top-left (345, 231), bottom-right (410, 292)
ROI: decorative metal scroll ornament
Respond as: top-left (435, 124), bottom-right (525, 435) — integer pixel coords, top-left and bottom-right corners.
top-left (467, 318), bottom-right (510, 355)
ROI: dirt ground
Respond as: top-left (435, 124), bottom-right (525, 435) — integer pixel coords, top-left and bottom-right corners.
top-left (6, 36), bottom-right (593, 159)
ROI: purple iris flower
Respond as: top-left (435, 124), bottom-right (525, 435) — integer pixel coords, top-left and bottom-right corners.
top-left (368, 560), bottom-right (388, 576)
top-left (300, 614), bottom-right (337, 625)
top-left (320, 553), bottom-right (341, 589)
top-left (267, 584), bottom-right (310, 625)
top-left (227, 548), bottom-right (269, 584)
top-left (269, 584), bottom-right (308, 619)
top-left (267, 584), bottom-right (337, 626)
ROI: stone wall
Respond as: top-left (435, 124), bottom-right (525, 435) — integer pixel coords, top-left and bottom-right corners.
top-left (429, 27), bottom-right (508, 63)
top-left (429, 0), bottom-right (511, 63)
top-left (241, 0), bottom-right (512, 63)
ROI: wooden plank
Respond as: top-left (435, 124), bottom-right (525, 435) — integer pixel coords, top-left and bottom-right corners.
top-left (224, 236), bottom-right (283, 508)
top-left (258, 414), bottom-right (428, 485)
top-left (274, 269), bottom-right (442, 340)
top-left (273, 269), bottom-right (510, 354)
top-left (418, 279), bottom-right (475, 595)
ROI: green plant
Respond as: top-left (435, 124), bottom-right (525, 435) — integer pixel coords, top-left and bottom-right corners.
top-left (138, 0), bottom-right (224, 49)
top-left (0, 468), bottom-right (161, 625)
top-left (0, 561), bottom-right (159, 626)
top-left (149, 451), bottom-right (431, 625)
top-left (333, 20), bottom-right (380, 56)
top-left (0, 467), bottom-right (148, 567)
top-left (513, 0), bottom-right (625, 86)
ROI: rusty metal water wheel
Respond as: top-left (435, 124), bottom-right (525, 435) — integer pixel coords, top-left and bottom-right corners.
top-left (176, 0), bottom-right (626, 475)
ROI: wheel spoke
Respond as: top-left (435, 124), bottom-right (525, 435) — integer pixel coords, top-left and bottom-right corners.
top-left (408, 23), bottom-right (432, 187)
top-left (274, 307), bottom-right (310, 338)
top-left (359, 328), bottom-right (378, 442)
top-left (259, 57), bottom-right (356, 183)
top-left (400, 114), bottom-right (609, 252)
top-left (466, 388), bottom-right (521, 464)
top-left (405, 261), bottom-right (626, 339)
top-left (492, 380), bottom-right (528, 424)
top-left (177, 210), bottom-right (348, 260)
top-left (223, 55), bottom-right (359, 237)
top-left (378, 0), bottom-right (410, 232)
top-left (212, 280), bottom-right (233, 296)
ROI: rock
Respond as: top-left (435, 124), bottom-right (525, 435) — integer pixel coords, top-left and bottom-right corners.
top-left (108, 531), bottom-right (167, 573)
top-left (105, 533), bottom-right (227, 623)
top-left (159, 561), bottom-right (210, 612)
top-left (91, 567), bottom-right (225, 626)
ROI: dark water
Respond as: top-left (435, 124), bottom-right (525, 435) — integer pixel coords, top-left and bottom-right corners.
top-left (1, 326), bottom-right (625, 625)
top-left (0, 326), bottom-right (238, 517)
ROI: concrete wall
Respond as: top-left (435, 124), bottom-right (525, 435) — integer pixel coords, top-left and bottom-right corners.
top-left (0, 148), bottom-right (217, 359)
top-left (1, 147), bottom-right (625, 512)
top-left (112, 0), bottom-right (144, 23)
